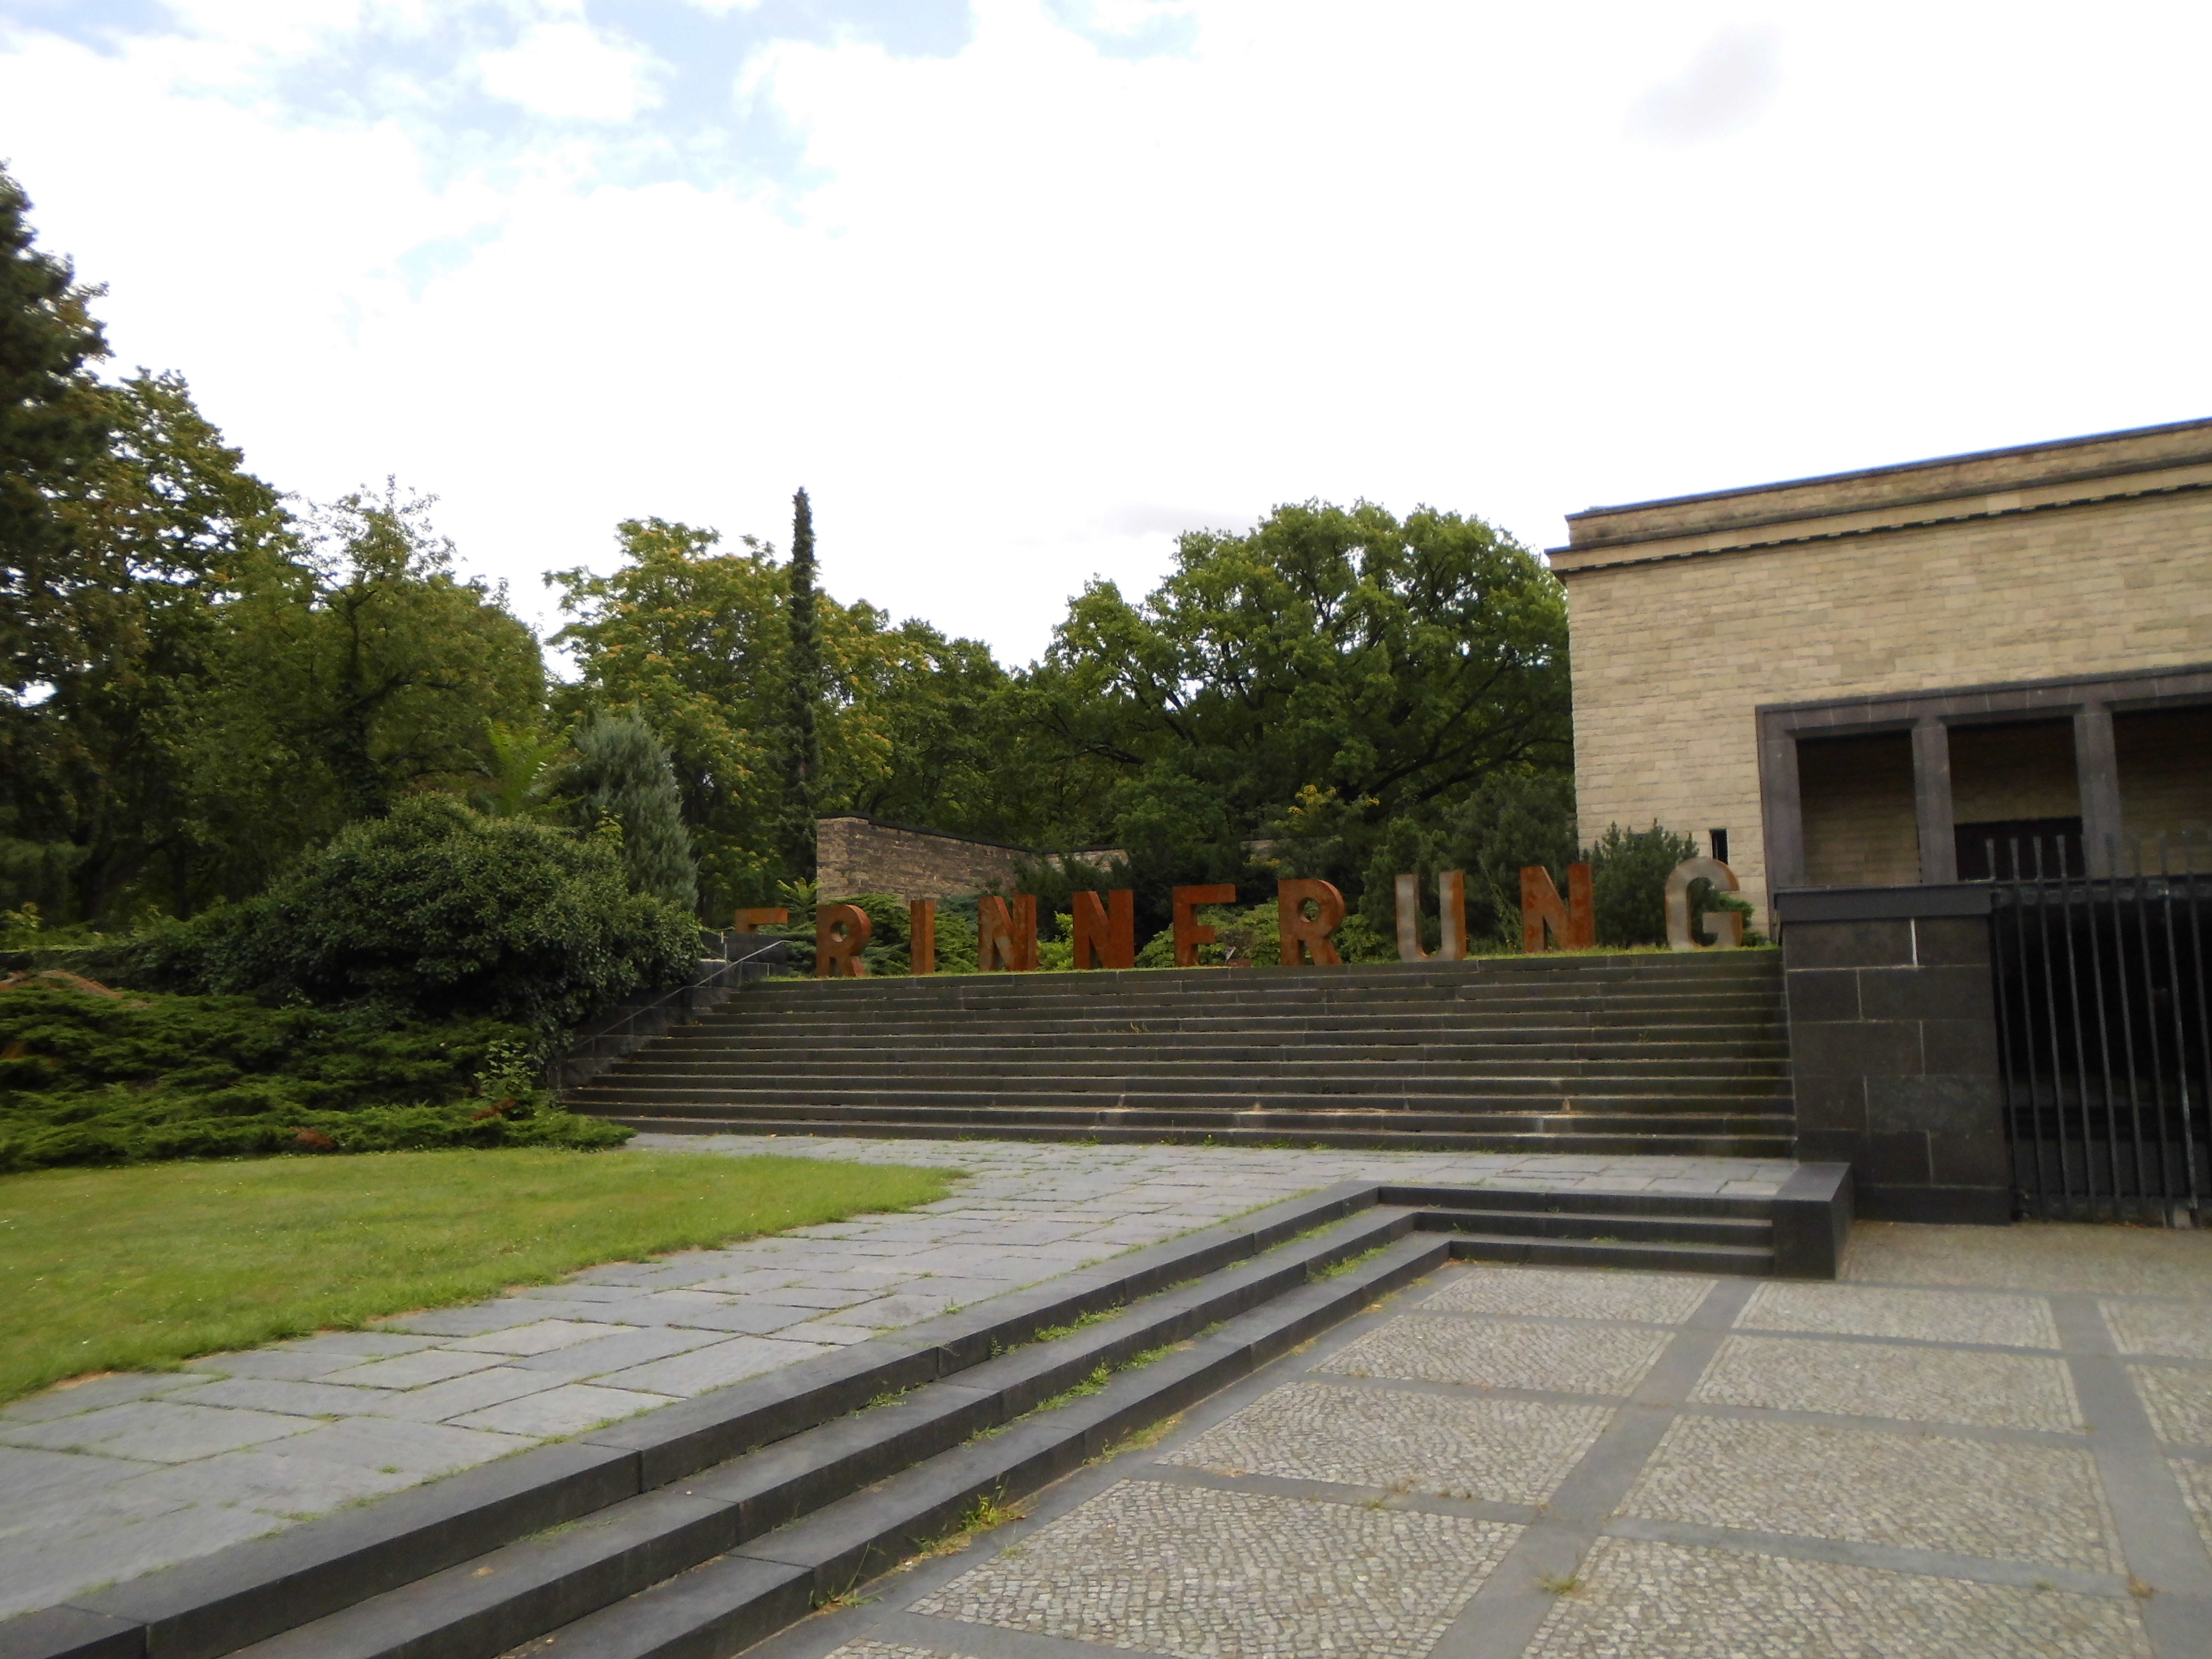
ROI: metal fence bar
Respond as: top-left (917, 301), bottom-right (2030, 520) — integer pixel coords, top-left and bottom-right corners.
top-left (1991, 839), bottom-right (2045, 1215)
top-left (1991, 823), bottom-right (2210, 1225)
top-left (2158, 834), bottom-right (2202, 1217)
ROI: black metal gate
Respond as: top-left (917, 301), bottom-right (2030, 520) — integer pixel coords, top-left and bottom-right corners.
top-left (1989, 833), bottom-right (2210, 1223)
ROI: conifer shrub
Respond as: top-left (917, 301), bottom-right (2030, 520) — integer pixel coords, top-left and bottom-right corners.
top-left (0, 982), bottom-right (625, 1172)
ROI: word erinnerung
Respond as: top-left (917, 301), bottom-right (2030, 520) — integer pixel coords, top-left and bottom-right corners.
top-left (749, 858), bottom-right (1744, 979)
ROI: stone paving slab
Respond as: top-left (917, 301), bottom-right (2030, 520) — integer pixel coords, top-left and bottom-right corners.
top-left (1522, 1537), bottom-right (2152, 1659)
top-left (763, 1222), bottom-right (2211, 1659)
top-left (0, 1134), bottom-right (1814, 1626)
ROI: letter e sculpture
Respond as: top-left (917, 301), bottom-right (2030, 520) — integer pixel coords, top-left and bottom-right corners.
top-left (1071, 889), bottom-right (1137, 970)
top-left (816, 902), bottom-right (871, 977)
top-left (1395, 871), bottom-right (1468, 963)
top-left (1278, 878), bottom-right (1346, 966)
top-left (1172, 884), bottom-right (1237, 966)
top-left (1665, 857), bottom-right (1743, 951)
top-left (733, 907), bottom-right (788, 934)
top-left (1521, 865), bottom-right (1595, 952)
top-left (977, 893), bottom-right (1039, 972)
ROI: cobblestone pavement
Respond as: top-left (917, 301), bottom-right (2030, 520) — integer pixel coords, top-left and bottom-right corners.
top-left (762, 1220), bottom-right (2212, 1659)
top-left (0, 1137), bottom-right (1791, 1622)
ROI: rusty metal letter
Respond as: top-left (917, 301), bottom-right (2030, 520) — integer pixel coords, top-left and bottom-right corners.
top-left (1666, 856), bottom-right (1743, 951)
top-left (1172, 884), bottom-right (1237, 967)
top-left (816, 902), bottom-right (871, 977)
top-left (1521, 865), bottom-right (1595, 952)
top-left (1395, 871), bottom-right (1468, 963)
top-left (909, 900), bottom-right (937, 975)
top-left (977, 893), bottom-right (1039, 972)
top-left (733, 907), bottom-right (788, 934)
top-left (1072, 889), bottom-right (1136, 970)
top-left (1278, 878), bottom-right (1346, 966)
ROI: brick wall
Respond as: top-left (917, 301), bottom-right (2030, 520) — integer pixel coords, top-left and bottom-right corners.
top-left (1557, 434), bottom-right (2212, 924)
top-left (815, 815), bottom-right (1126, 903)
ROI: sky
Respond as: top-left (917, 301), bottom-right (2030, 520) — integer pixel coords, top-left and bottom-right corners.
top-left (2, 0), bottom-right (2208, 667)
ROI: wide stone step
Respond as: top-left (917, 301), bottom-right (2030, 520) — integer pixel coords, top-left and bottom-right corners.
top-left (595, 1114), bottom-right (1793, 1157)
top-left (650, 1035), bottom-right (1792, 1063)
top-left (589, 1063), bottom-right (1789, 1093)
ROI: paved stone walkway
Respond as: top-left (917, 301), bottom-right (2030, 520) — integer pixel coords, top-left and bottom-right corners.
top-left (0, 1138), bottom-right (1791, 1624)
top-left (764, 1222), bottom-right (2212, 1659)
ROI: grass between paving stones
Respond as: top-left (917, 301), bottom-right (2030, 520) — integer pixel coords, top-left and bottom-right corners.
top-left (0, 1148), bottom-right (951, 1404)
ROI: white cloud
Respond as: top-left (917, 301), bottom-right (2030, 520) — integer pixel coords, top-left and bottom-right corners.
top-left (1628, 25), bottom-right (1782, 144)
top-left (478, 20), bottom-right (660, 120)
top-left (1, 0), bottom-right (2209, 670)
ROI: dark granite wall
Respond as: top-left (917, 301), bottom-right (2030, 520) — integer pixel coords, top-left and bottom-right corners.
top-left (1777, 886), bottom-right (2011, 1224)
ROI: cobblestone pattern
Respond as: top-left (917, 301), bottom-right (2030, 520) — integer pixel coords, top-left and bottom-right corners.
top-left (1322, 1315), bottom-right (1670, 1396)
top-left (2102, 1299), bottom-right (2212, 1360)
top-left (2172, 1458), bottom-right (2212, 1566)
top-left (818, 1645), bottom-right (963, 1659)
top-left (1523, 1537), bottom-right (2153, 1659)
top-left (1161, 1382), bottom-right (1611, 1504)
top-left (1420, 1267), bottom-right (1713, 1324)
top-left (1739, 1283), bottom-right (2058, 1348)
top-left (2128, 1365), bottom-right (2212, 1447)
top-left (1845, 1221), bottom-right (2212, 1296)
top-left (0, 1137), bottom-right (1788, 1622)
top-left (1691, 1335), bottom-right (2084, 1431)
top-left (911, 1478), bottom-right (1518, 1658)
top-left (1620, 1415), bottom-right (2122, 1572)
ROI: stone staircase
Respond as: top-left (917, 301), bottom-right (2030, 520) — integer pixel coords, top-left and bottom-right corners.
top-left (566, 951), bottom-right (1793, 1158)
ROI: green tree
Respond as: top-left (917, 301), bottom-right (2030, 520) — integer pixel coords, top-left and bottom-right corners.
top-left (0, 166), bottom-right (112, 712)
top-left (551, 518), bottom-right (1028, 916)
top-left (554, 710), bottom-right (698, 912)
top-left (2, 369), bottom-right (295, 922)
top-left (1023, 499), bottom-right (1572, 914)
top-left (783, 487), bottom-right (823, 874)
top-left (178, 483), bottom-right (546, 901)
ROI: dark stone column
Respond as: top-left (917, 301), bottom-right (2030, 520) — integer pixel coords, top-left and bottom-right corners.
top-left (2074, 700), bottom-right (2124, 875)
top-left (1911, 719), bottom-right (1957, 884)
top-left (1758, 720), bottom-right (1807, 890)
top-left (1779, 886), bottom-right (2009, 1224)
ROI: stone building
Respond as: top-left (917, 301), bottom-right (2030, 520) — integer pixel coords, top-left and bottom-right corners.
top-left (815, 813), bottom-right (1126, 903)
top-left (1553, 416), bottom-right (2212, 927)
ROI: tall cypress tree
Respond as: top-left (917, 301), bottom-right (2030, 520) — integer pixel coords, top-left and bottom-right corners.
top-left (784, 487), bottom-right (823, 877)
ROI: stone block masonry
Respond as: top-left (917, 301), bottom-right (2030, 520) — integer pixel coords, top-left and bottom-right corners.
top-left (813, 815), bottom-right (1125, 904)
top-left (1553, 417), bottom-right (2212, 924)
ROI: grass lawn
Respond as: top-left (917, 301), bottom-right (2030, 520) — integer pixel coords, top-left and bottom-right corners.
top-left (0, 1148), bottom-right (952, 1404)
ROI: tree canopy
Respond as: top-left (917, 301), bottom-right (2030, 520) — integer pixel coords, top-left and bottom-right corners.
top-left (0, 160), bottom-right (1646, 985)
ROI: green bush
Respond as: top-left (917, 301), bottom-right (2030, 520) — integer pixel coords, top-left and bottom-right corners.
top-left (0, 983), bottom-right (626, 1173)
top-left (139, 795), bottom-right (697, 1034)
top-left (1587, 822), bottom-right (1700, 947)
top-left (553, 711), bottom-right (699, 912)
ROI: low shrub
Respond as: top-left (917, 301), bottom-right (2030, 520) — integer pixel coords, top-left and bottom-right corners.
top-left (0, 982), bottom-right (625, 1173)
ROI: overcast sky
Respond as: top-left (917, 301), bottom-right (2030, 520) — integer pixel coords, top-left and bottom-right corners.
top-left (3, 1), bottom-right (2207, 666)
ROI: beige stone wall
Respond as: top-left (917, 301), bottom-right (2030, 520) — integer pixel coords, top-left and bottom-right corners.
top-left (1949, 721), bottom-right (2079, 823)
top-left (1799, 733), bottom-right (1919, 887)
top-left (2116, 706), bottom-right (2212, 856)
top-left (815, 815), bottom-right (1127, 904)
top-left (1562, 477), bottom-right (2212, 924)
